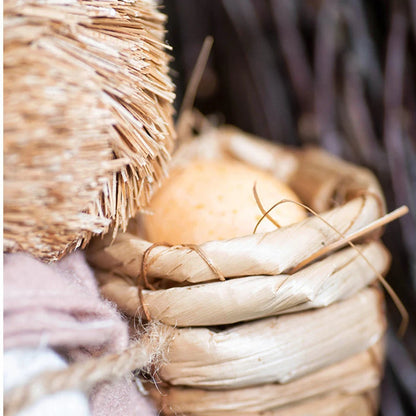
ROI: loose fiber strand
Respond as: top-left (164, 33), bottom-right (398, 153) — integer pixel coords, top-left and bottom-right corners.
top-left (253, 196), bottom-right (409, 335)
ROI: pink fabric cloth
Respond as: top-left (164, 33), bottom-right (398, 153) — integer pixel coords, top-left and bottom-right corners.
top-left (91, 379), bottom-right (156, 416)
top-left (4, 252), bottom-right (156, 416)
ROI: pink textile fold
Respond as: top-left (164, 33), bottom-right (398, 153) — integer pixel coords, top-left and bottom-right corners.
top-left (4, 252), bottom-right (156, 416)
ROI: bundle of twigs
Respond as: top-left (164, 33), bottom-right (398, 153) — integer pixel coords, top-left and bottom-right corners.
top-left (4, 0), bottom-right (175, 262)
top-left (88, 126), bottom-right (404, 415)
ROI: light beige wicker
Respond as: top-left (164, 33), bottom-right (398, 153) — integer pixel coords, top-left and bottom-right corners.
top-left (148, 342), bottom-right (383, 414)
top-left (88, 126), bottom-right (394, 415)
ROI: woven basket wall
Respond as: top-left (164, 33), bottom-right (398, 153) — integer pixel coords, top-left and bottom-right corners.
top-left (88, 126), bottom-right (390, 415)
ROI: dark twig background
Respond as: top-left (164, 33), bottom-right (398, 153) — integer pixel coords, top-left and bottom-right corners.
top-left (163, 0), bottom-right (416, 414)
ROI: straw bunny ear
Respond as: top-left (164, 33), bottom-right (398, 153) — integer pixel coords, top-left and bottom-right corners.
top-left (3, 0), bottom-right (176, 262)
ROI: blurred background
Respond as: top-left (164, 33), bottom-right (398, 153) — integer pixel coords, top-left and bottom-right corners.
top-left (163, 0), bottom-right (416, 414)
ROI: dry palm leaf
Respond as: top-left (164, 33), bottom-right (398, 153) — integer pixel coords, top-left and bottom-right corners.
top-left (158, 288), bottom-right (384, 389)
top-left (148, 342), bottom-right (382, 414)
top-left (96, 241), bottom-right (389, 326)
top-left (4, 0), bottom-right (175, 262)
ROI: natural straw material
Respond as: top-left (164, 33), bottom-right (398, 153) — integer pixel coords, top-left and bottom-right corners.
top-left (3, 323), bottom-right (174, 416)
top-left (96, 241), bottom-right (389, 326)
top-left (4, 0), bottom-right (175, 262)
top-left (85, 127), bottom-right (395, 414)
top-left (158, 288), bottom-right (385, 389)
top-left (268, 391), bottom-right (378, 416)
top-left (148, 342), bottom-right (383, 414)
top-left (152, 392), bottom-right (377, 416)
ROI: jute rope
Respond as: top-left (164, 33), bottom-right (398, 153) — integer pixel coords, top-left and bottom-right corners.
top-left (3, 324), bottom-right (174, 416)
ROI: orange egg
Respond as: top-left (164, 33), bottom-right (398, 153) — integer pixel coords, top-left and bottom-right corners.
top-left (142, 160), bottom-right (307, 244)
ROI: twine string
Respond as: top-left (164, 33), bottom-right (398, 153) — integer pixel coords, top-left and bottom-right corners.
top-left (182, 244), bottom-right (226, 281)
top-left (138, 241), bottom-right (226, 321)
top-left (252, 182), bottom-right (282, 229)
top-left (140, 242), bottom-right (226, 289)
top-left (3, 324), bottom-right (175, 416)
top-left (253, 193), bottom-right (409, 336)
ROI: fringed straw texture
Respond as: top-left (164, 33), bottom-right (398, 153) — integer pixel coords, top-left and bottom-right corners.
top-left (4, 0), bottom-right (175, 262)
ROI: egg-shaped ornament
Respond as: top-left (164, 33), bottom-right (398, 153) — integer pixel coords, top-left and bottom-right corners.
top-left (143, 159), bottom-right (307, 244)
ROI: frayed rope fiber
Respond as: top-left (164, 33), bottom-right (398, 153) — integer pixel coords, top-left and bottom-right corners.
top-left (3, 323), bottom-right (174, 416)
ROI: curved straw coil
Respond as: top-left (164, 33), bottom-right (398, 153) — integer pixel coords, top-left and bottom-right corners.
top-left (158, 287), bottom-right (385, 389)
top-left (148, 342), bottom-right (383, 414)
top-left (96, 240), bottom-right (390, 326)
top-left (153, 391), bottom-right (378, 416)
top-left (4, 0), bottom-right (175, 262)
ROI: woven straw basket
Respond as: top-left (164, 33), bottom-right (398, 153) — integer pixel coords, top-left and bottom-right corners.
top-left (88, 126), bottom-right (390, 415)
